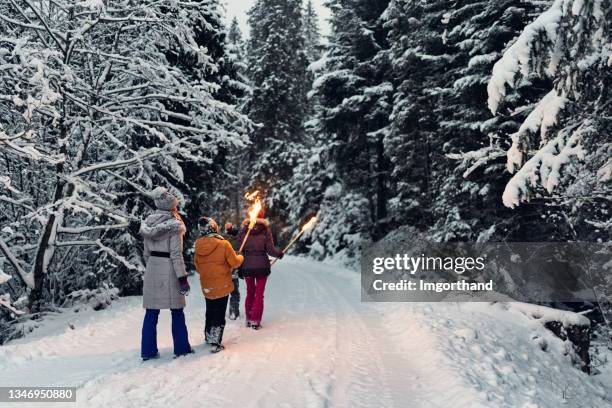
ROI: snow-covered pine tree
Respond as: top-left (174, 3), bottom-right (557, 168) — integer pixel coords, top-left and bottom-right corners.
top-left (0, 1), bottom-right (248, 319)
top-left (383, 0), bottom-right (583, 242)
top-left (303, 0), bottom-right (323, 118)
top-left (227, 16), bottom-right (251, 108)
top-left (246, 0), bottom-right (309, 233)
top-left (303, 0), bottom-right (323, 64)
top-left (427, 0), bottom-right (551, 242)
top-left (292, 0), bottom-right (392, 261)
top-left (383, 0), bottom-right (451, 234)
top-left (220, 16), bottom-right (252, 225)
top-left (464, 0), bottom-right (610, 241)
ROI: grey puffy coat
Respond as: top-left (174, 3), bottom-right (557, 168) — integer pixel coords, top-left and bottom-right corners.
top-left (140, 211), bottom-right (188, 309)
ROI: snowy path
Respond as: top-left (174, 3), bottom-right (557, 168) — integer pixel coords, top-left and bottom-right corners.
top-left (1, 257), bottom-right (610, 408)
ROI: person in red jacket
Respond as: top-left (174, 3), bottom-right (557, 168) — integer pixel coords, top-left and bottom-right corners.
top-left (237, 209), bottom-right (283, 329)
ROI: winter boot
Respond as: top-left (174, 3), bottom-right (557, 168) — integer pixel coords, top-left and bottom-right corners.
top-left (204, 329), bottom-right (212, 345)
top-left (142, 352), bottom-right (160, 362)
top-left (208, 325), bottom-right (225, 352)
top-left (173, 349), bottom-right (195, 359)
top-left (229, 302), bottom-right (240, 320)
top-left (246, 320), bottom-right (252, 328)
top-left (210, 344), bottom-right (225, 354)
top-left (251, 323), bottom-right (261, 331)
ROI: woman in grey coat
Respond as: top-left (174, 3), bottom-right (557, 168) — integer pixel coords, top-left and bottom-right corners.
top-left (139, 187), bottom-right (193, 360)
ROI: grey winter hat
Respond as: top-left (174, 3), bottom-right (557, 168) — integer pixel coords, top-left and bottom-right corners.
top-left (151, 187), bottom-right (178, 211)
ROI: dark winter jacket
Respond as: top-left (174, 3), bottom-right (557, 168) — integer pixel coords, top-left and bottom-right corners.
top-left (237, 218), bottom-right (283, 277)
top-left (221, 228), bottom-right (239, 251)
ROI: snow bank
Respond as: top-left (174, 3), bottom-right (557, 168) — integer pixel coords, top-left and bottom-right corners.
top-left (506, 302), bottom-right (590, 327)
top-left (379, 302), bottom-right (610, 408)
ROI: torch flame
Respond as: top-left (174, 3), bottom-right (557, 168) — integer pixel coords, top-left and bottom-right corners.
top-left (247, 198), bottom-right (262, 228)
top-left (271, 216), bottom-right (318, 266)
top-left (244, 190), bottom-right (259, 201)
top-left (301, 216), bottom-right (317, 232)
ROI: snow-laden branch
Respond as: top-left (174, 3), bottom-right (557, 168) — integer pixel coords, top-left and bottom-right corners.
top-left (94, 240), bottom-right (144, 272)
top-left (506, 90), bottom-right (568, 173)
top-left (70, 145), bottom-right (164, 177)
top-left (0, 195), bottom-right (34, 211)
top-left (0, 137), bottom-right (65, 164)
top-left (502, 124), bottom-right (587, 208)
top-left (447, 145), bottom-right (507, 179)
top-left (0, 238), bottom-right (35, 289)
top-left (57, 223), bottom-right (130, 234)
top-left (54, 240), bottom-right (98, 247)
top-left (14, 0), bottom-right (67, 52)
top-left (485, 0), bottom-right (608, 208)
top-left (0, 0), bottom-right (252, 313)
top-left (0, 11), bottom-right (64, 40)
top-left (487, 0), bottom-right (564, 114)
top-left (0, 130), bottom-right (31, 142)
top-left (104, 171), bottom-right (151, 196)
top-left (0, 294), bottom-right (25, 315)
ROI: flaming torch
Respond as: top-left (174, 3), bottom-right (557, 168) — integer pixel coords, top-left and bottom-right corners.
top-left (271, 216), bottom-right (317, 266)
top-left (238, 194), bottom-right (262, 254)
top-left (244, 190), bottom-right (259, 201)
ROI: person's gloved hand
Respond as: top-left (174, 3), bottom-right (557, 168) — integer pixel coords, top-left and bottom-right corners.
top-left (178, 276), bottom-right (190, 296)
top-left (278, 251), bottom-right (285, 260)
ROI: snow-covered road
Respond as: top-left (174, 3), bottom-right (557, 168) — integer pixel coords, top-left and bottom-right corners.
top-left (0, 257), bottom-right (610, 408)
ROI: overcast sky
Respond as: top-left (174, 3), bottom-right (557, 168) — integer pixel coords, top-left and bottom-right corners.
top-left (222, 0), bottom-right (331, 38)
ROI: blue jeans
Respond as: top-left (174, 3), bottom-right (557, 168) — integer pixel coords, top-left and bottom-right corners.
top-left (141, 308), bottom-right (191, 358)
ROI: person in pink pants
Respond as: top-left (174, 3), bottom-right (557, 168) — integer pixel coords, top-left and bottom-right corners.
top-left (244, 275), bottom-right (268, 326)
top-left (237, 209), bottom-right (284, 330)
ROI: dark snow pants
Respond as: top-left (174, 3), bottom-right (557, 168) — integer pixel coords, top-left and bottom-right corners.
top-left (141, 308), bottom-right (191, 359)
top-left (205, 296), bottom-right (229, 346)
top-left (229, 277), bottom-right (240, 316)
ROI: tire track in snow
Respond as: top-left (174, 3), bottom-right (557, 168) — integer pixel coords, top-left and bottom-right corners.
top-left (292, 262), bottom-right (396, 408)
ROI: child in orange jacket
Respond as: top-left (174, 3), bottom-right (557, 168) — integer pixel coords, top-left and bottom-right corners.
top-left (194, 217), bottom-right (244, 352)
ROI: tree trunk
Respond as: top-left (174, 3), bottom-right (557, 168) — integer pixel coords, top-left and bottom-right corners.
top-left (376, 134), bottom-right (387, 222)
top-left (28, 122), bottom-right (67, 311)
top-left (28, 185), bottom-right (63, 312)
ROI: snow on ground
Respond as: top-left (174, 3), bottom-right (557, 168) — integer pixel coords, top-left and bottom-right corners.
top-left (0, 256), bottom-right (610, 408)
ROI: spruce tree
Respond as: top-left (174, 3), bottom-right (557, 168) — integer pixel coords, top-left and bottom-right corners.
top-left (291, 0), bottom-right (392, 259)
top-left (383, 0), bottom-right (572, 242)
top-left (457, 0), bottom-right (610, 241)
top-left (223, 16), bottom-right (252, 224)
top-left (246, 0), bottom-right (309, 231)
top-left (303, 0), bottom-right (323, 118)
top-left (383, 0), bottom-right (450, 233)
top-left (303, 0), bottom-right (323, 63)
top-left (430, 0), bottom-right (551, 241)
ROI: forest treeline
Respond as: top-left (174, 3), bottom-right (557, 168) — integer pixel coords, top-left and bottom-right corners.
top-left (0, 0), bottom-right (609, 339)
top-left (257, 0), bottom-right (610, 262)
